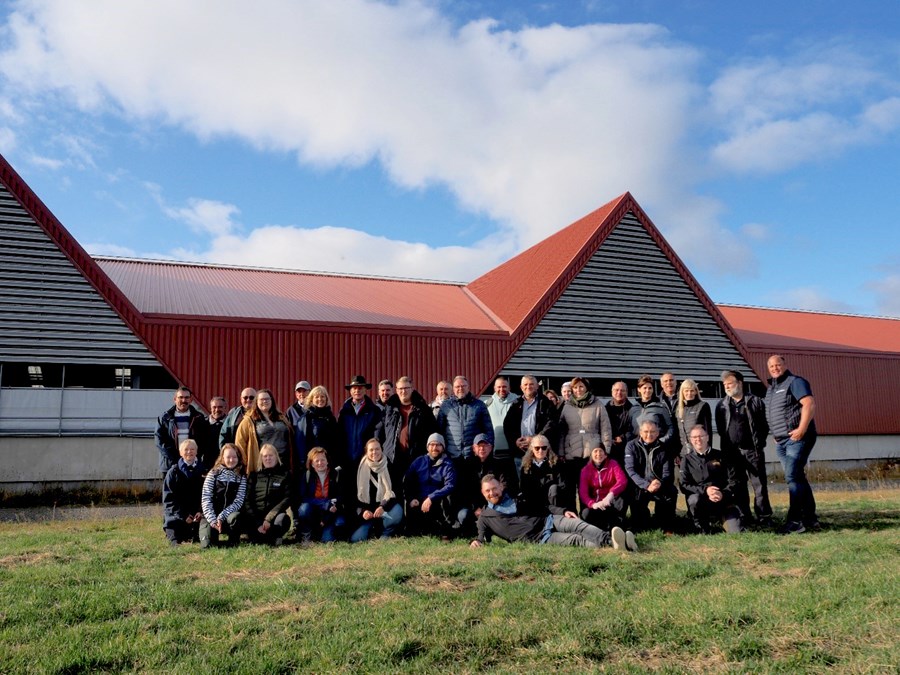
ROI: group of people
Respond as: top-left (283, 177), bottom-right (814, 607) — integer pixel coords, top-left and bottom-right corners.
top-left (157, 354), bottom-right (820, 550)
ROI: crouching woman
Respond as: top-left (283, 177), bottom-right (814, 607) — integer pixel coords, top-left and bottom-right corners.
top-left (350, 439), bottom-right (403, 542)
top-left (200, 443), bottom-right (247, 548)
top-left (241, 443), bottom-right (293, 545)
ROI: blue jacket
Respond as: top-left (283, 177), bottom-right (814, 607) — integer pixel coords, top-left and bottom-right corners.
top-left (624, 437), bottom-right (673, 492)
top-left (162, 458), bottom-right (204, 528)
top-left (437, 393), bottom-right (493, 459)
top-left (404, 454), bottom-right (457, 503)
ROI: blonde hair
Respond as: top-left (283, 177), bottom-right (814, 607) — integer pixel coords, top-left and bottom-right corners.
top-left (257, 443), bottom-right (282, 471)
top-left (305, 386), bottom-right (331, 410)
top-left (306, 447), bottom-right (329, 470)
top-left (213, 443), bottom-right (246, 476)
top-left (676, 379), bottom-right (702, 419)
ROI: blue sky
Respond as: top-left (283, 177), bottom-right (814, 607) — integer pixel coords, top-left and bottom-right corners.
top-left (0, 0), bottom-right (898, 317)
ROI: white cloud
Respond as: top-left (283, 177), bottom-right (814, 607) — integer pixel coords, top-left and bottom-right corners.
top-left (740, 222), bottom-right (771, 241)
top-left (0, 0), bottom-right (744, 271)
top-left (28, 153), bottom-right (63, 169)
top-left (171, 223), bottom-right (512, 283)
top-left (773, 287), bottom-right (856, 314)
top-left (709, 51), bottom-right (900, 173)
top-left (0, 126), bottom-right (16, 153)
top-left (868, 273), bottom-right (900, 318)
top-left (164, 198), bottom-right (242, 237)
top-left (84, 242), bottom-right (139, 257)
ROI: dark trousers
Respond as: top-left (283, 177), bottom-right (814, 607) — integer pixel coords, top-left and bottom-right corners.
top-left (686, 493), bottom-right (744, 534)
top-left (164, 519), bottom-right (199, 544)
top-left (629, 484), bottom-right (677, 531)
top-left (580, 495), bottom-right (626, 531)
top-left (199, 511), bottom-right (240, 547)
top-left (405, 496), bottom-right (460, 537)
top-left (240, 511), bottom-right (291, 544)
top-left (733, 447), bottom-right (773, 519)
top-left (559, 457), bottom-right (587, 512)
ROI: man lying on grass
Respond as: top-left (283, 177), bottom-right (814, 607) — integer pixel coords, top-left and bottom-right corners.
top-left (470, 474), bottom-right (637, 551)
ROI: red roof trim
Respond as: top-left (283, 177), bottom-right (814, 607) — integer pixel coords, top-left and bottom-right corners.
top-left (0, 153), bottom-right (173, 372)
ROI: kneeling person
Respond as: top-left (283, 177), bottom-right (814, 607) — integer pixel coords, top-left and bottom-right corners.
top-left (240, 443), bottom-right (293, 545)
top-left (470, 475), bottom-right (636, 551)
top-left (200, 443), bottom-right (247, 548)
top-left (680, 426), bottom-right (744, 534)
top-left (404, 433), bottom-right (461, 537)
top-left (162, 439), bottom-right (205, 546)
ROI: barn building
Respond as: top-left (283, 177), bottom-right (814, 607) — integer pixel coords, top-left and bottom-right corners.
top-left (0, 153), bottom-right (896, 492)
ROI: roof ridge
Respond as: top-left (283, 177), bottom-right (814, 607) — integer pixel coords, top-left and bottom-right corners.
top-left (94, 255), bottom-right (465, 286)
top-left (719, 303), bottom-right (899, 321)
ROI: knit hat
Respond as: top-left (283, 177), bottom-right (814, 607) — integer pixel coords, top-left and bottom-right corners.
top-left (427, 433), bottom-right (445, 447)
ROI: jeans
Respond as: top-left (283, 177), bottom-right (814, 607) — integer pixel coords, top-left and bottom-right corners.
top-left (350, 502), bottom-right (404, 542)
top-left (775, 433), bottom-right (817, 525)
top-left (547, 514), bottom-right (610, 547)
top-left (297, 502), bottom-right (346, 542)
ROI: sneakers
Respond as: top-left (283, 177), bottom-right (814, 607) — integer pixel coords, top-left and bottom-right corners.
top-left (779, 521), bottom-right (806, 535)
top-left (625, 530), bottom-right (638, 552)
top-left (611, 526), bottom-right (627, 550)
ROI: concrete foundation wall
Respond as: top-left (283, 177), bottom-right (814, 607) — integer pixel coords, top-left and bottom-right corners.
top-left (0, 434), bottom-right (897, 495)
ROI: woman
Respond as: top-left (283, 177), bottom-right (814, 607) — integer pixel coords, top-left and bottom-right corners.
top-left (350, 439), bottom-right (404, 542)
top-left (303, 386), bottom-right (341, 467)
top-left (557, 377), bottom-right (612, 510)
top-left (517, 434), bottom-right (564, 516)
top-left (199, 443), bottom-right (247, 548)
top-left (544, 389), bottom-right (560, 408)
top-left (297, 447), bottom-right (346, 543)
top-left (240, 443), bottom-right (293, 545)
top-left (235, 389), bottom-right (293, 474)
top-left (676, 379), bottom-right (712, 459)
top-left (579, 445), bottom-right (628, 530)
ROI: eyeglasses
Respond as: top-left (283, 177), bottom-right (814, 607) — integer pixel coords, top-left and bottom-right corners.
top-left (532, 445), bottom-right (549, 451)
top-left (241, 396), bottom-right (254, 400)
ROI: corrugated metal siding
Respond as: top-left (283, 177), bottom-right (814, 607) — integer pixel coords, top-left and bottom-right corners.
top-left (745, 349), bottom-right (900, 435)
top-left (504, 213), bottom-right (757, 381)
top-left (140, 321), bottom-right (510, 411)
top-left (0, 185), bottom-right (160, 365)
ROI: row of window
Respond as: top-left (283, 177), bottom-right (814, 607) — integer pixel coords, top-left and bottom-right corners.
top-left (0, 363), bottom-right (177, 390)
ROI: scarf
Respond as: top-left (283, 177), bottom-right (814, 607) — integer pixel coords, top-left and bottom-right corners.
top-left (570, 391), bottom-right (595, 408)
top-left (357, 453), bottom-right (395, 504)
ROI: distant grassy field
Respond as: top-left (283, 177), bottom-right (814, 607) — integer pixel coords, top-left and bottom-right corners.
top-left (0, 488), bottom-right (897, 674)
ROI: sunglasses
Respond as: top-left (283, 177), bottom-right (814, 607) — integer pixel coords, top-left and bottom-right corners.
top-left (532, 445), bottom-right (549, 451)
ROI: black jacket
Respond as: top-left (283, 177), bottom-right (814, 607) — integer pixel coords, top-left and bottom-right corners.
top-left (624, 437), bottom-right (673, 492)
top-left (680, 447), bottom-right (739, 501)
top-left (502, 394), bottom-right (558, 458)
top-left (162, 459), bottom-right (204, 528)
top-left (715, 394), bottom-right (769, 460)
top-left (244, 466), bottom-right (294, 523)
top-left (377, 391), bottom-right (437, 465)
top-left (475, 502), bottom-right (568, 544)
top-left (517, 460), bottom-right (563, 516)
top-left (459, 454), bottom-right (519, 511)
top-left (303, 406), bottom-right (341, 466)
top-left (154, 405), bottom-right (208, 474)
top-left (338, 395), bottom-right (382, 467)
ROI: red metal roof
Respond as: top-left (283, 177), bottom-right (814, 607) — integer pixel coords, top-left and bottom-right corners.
top-left (467, 194), bottom-right (627, 332)
top-left (720, 305), bottom-right (900, 355)
top-left (96, 259), bottom-right (504, 333)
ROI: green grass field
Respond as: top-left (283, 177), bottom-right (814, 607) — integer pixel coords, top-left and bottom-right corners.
top-left (0, 488), bottom-right (897, 674)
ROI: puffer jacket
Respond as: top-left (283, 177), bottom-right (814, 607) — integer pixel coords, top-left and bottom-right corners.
top-left (437, 393), bottom-right (493, 459)
top-left (557, 395), bottom-right (612, 461)
top-left (676, 399), bottom-right (712, 456)
top-left (338, 395), bottom-right (381, 467)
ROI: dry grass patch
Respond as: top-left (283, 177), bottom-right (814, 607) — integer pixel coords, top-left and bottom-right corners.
top-left (0, 551), bottom-right (54, 568)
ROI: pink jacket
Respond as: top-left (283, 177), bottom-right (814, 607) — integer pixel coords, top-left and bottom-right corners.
top-left (579, 457), bottom-right (627, 508)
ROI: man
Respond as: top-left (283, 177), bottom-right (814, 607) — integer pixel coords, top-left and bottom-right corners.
top-left (715, 370), bottom-right (773, 526)
top-left (431, 380), bottom-right (451, 418)
top-left (659, 372), bottom-right (680, 455)
top-left (219, 387), bottom-right (257, 448)
top-left (437, 375), bottom-right (493, 461)
top-left (605, 381), bottom-right (634, 465)
top-left (680, 426), bottom-right (744, 534)
top-left (486, 376), bottom-right (518, 460)
top-left (376, 379), bottom-right (394, 412)
top-left (155, 386), bottom-right (208, 475)
top-left (459, 433), bottom-right (519, 528)
top-left (338, 375), bottom-right (381, 469)
top-left (377, 375), bottom-right (437, 482)
top-left (628, 375), bottom-right (675, 455)
top-left (404, 433), bottom-right (461, 537)
top-left (503, 374), bottom-right (557, 460)
top-left (200, 396), bottom-right (228, 469)
top-left (765, 354), bottom-right (819, 534)
top-left (287, 380), bottom-right (312, 467)
top-left (560, 381), bottom-right (573, 404)
top-left (623, 420), bottom-right (677, 532)
top-left (470, 475), bottom-right (637, 551)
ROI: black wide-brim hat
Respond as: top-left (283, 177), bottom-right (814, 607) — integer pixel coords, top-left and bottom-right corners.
top-left (345, 375), bottom-right (373, 390)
